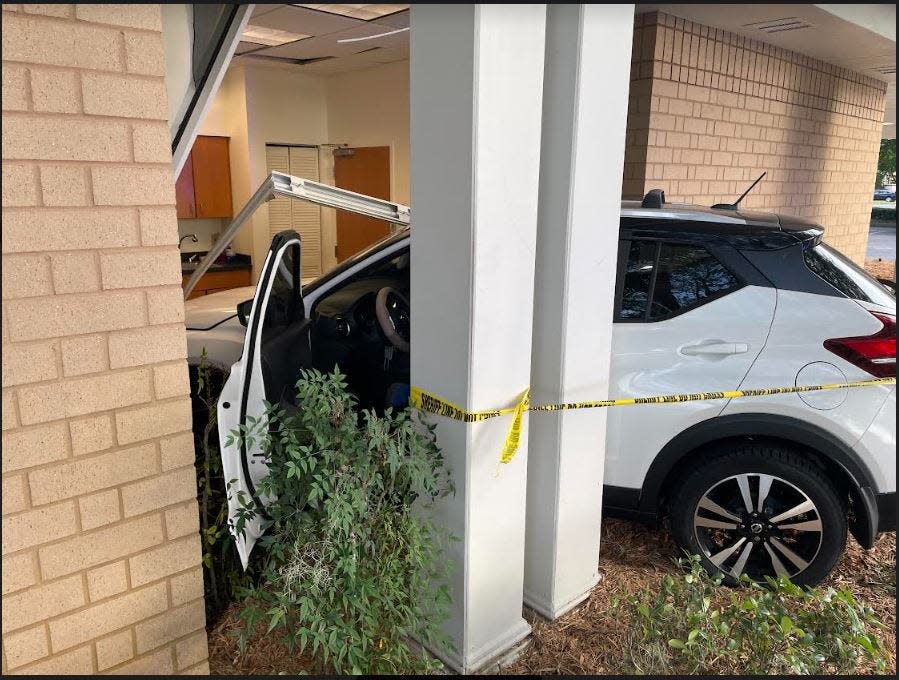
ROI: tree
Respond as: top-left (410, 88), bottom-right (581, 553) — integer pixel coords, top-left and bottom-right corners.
top-left (876, 138), bottom-right (896, 187)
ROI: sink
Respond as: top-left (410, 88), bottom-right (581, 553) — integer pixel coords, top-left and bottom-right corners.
top-left (180, 251), bottom-right (206, 264)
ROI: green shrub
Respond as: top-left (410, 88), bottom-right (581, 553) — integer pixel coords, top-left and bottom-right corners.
top-left (228, 368), bottom-right (454, 674)
top-left (614, 554), bottom-right (889, 675)
top-left (871, 206), bottom-right (896, 221)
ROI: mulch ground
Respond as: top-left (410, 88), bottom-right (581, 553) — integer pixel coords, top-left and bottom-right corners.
top-left (505, 520), bottom-right (895, 675)
top-left (209, 259), bottom-right (896, 675)
top-left (865, 258), bottom-right (896, 282)
top-left (207, 519), bottom-right (896, 675)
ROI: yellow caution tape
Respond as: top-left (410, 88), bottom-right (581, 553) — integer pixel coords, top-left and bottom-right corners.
top-left (409, 377), bottom-right (896, 465)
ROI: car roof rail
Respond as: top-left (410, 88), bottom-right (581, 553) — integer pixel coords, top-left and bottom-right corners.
top-left (641, 188), bottom-right (665, 208)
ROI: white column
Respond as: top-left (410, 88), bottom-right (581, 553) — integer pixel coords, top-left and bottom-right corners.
top-left (524, 3), bottom-right (634, 619)
top-left (410, 4), bottom-right (546, 673)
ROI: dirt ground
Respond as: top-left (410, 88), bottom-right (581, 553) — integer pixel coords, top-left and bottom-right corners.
top-left (207, 518), bottom-right (896, 675)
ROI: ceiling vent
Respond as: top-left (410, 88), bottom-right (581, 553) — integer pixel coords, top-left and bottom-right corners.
top-left (871, 65), bottom-right (897, 75)
top-left (742, 17), bottom-right (814, 34)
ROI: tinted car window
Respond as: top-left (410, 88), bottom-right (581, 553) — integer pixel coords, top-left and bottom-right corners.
top-left (262, 242), bottom-right (301, 334)
top-left (803, 242), bottom-right (895, 306)
top-left (616, 240), bottom-right (742, 321)
top-left (650, 243), bottom-right (741, 319)
top-left (619, 241), bottom-right (656, 319)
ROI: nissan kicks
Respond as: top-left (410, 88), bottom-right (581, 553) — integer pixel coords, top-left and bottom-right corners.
top-left (185, 172), bottom-right (896, 586)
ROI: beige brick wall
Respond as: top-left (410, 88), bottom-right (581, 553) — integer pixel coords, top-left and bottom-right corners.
top-left (625, 12), bottom-right (888, 264)
top-left (1, 4), bottom-right (208, 674)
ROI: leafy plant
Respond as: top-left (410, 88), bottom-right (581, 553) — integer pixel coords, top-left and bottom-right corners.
top-left (614, 554), bottom-right (889, 675)
top-left (227, 367), bottom-right (455, 674)
top-left (871, 206), bottom-right (897, 222)
top-left (877, 138), bottom-right (896, 188)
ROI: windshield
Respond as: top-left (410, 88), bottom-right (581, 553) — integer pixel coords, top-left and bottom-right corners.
top-left (803, 242), bottom-right (895, 307)
top-left (301, 229), bottom-right (410, 296)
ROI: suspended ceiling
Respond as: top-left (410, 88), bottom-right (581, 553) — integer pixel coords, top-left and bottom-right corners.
top-left (234, 4), bottom-right (409, 75)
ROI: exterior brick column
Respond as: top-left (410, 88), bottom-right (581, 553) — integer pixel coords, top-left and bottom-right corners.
top-left (2, 4), bottom-right (208, 674)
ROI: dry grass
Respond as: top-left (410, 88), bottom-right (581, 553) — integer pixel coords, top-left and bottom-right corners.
top-left (206, 519), bottom-right (895, 675)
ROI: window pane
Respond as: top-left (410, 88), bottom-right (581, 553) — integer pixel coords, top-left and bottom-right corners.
top-left (803, 242), bottom-right (894, 306)
top-left (620, 241), bottom-right (657, 319)
top-left (650, 243), bottom-right (740, 319)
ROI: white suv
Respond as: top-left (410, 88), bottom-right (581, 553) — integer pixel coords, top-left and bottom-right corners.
top-left (185, 174), bottom-right (895, 586)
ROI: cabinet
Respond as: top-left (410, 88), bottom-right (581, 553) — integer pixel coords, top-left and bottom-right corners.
top-left (182, 268), bottom-right (251, 300)
top-left (175, 135), bottom-right (233, 219)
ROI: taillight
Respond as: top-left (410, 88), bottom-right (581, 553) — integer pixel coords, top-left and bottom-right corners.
top-left (824, 312), bottom-right (896, 378)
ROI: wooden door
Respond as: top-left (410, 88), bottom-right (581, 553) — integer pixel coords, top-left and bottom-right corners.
top-left (191, 136), bottom-right (233, 218)
top-left (175, 152), bottom-right (196, 219)
top-left (333, 146), bottom-right (391, 262)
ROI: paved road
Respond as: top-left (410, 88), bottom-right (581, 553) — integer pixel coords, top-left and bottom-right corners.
top-left (867, 223), bottom-right (896, 260)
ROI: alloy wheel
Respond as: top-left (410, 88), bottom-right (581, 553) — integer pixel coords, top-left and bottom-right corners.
top-left (692, 473), bottom-right (823, 581)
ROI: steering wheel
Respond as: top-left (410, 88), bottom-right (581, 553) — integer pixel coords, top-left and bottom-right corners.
top-left (375, 287), bottom-right (411, 352)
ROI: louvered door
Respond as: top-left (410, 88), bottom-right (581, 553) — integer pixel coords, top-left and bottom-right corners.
top-left (265, 145), bottom-right (323, 277)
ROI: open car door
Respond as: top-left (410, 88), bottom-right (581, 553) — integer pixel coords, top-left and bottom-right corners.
top-left (217, 230), bottom-right (306, 568)
top-left (202, 171), bottom-right (412, 568)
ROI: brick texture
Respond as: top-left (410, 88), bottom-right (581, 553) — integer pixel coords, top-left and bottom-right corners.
top-left (1, 5), bottom-right (206, 674)
top-left (625, 12), bottom-right (888, 263)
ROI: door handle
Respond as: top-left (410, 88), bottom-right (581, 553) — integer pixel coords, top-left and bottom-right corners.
top-left (680, 341), bottom-right (750, 356)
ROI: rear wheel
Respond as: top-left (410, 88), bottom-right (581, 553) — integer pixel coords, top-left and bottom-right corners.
top-left (669, 443), bottom-right (847, 586)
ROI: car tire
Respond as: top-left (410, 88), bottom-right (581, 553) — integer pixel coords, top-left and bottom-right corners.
top-left (668, 443), bottom-right (847, 586)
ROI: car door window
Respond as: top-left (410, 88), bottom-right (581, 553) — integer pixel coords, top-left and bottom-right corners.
top-left (615, 240), bottom-right (742, 321)
top-left (619, 240), bottom-right (657, 319)
top-left (262, 242), bottom-right (301, 335)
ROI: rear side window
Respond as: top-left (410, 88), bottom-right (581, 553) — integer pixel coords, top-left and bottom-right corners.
top-left (803, 243), bottom-right (895, 307)
top-left (616, 240), bottom-right (743, 321)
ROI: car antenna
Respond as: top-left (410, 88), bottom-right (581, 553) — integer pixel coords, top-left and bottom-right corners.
top-left (712, 172), bottom-right (767, 211)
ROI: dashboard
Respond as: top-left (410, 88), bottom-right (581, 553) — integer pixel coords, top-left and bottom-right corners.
top-left (310, 274), bottom-right (410, 409)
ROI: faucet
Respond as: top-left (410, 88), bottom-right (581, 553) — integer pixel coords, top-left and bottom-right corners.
top-left (179, 233), bottom-right (199, 250)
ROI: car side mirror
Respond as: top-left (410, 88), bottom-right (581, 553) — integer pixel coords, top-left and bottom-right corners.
top-left (236, 299), bottom-right (253, 327)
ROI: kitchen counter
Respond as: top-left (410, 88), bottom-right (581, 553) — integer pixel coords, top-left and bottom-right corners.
top-left (181, 251), bottom-right (251, 276)
top-left (181, 252), bottom-right (253, 300)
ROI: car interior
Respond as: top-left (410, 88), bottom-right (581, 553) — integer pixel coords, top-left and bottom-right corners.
top-left (259, 245), bottom-right (412, 414)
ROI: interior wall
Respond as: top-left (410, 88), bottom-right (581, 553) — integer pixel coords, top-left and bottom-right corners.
top-left (326, 60), bottom-right (411, 205)
top-left (244, 66), bottom-right (330, 277)
top-left (191, 59), bottom-right (412, 280)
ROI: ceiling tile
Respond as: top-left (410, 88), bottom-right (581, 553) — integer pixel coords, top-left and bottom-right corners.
top-left (253, 22), bottom-right (404, 60)
top-left (235, 40), bottom-right (267, 55)
top-left (248, 5), bottom-right (363, 36)
top-left (372, 9), bottom-right (409, 29)
top-left (297, 4), bottom-right (408, 21)
top-left (251, 4), bottom-right (284, 19)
